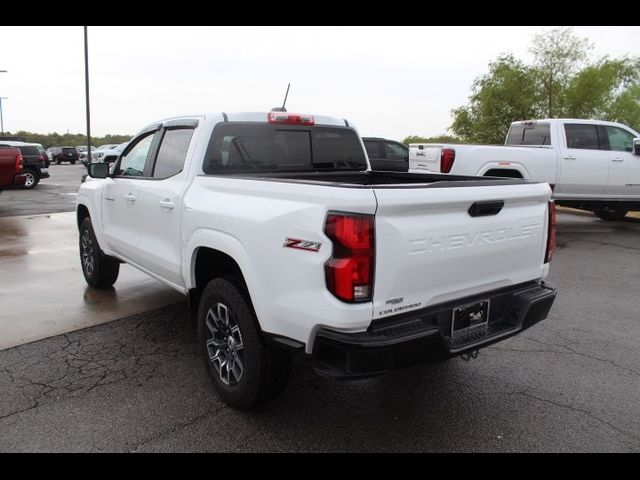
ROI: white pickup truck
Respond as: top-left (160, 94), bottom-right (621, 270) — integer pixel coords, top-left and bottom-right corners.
top-left (409, 119), bottom-right (640, 220)
top-left (77, 111), bottom-right (557, 407)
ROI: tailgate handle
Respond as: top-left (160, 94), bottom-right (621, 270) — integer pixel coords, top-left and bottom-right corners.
top-left (468, 200), bottom-right (504, 217)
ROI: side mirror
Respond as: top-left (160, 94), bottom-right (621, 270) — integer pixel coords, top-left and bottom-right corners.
top-left (88, 162), bottom-right (110, 179)
top-left (634, 138), bottom-right (640, 156)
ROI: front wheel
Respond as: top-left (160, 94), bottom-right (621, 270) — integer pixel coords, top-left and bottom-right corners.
top-left (595, 208), bottom-right (628, 221)
top-left (79, 217), bottom-right (120, 288)
top-left (22, 170), bottom-right (39, 189)
top-left (198, 277), bottom-right (291, 408)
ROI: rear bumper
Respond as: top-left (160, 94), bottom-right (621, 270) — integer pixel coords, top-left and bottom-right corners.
top-left (0, 174), bottom-right (26, 191)
top-left (312, 281), bottom-right (556, 378)
top-left (14, 174), bottom-right (26, 187)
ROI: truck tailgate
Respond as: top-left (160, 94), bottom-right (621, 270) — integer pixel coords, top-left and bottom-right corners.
top-left (372, 182), bottom-right (551, 319)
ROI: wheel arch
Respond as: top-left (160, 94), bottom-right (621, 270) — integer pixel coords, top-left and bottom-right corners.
top-left (482, 167), bottom-right (525, 179)
top-left (186, 236), bottom-right (259, 329)
top-left (77, 204), bottom-right (91, 228)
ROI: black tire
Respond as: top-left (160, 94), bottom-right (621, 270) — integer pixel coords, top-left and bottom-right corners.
top-left (22, 170), bottom-right (39, 189)
top-left (79, 217), bottom-right (120, 288)
top-left (595, 208), bottom-right (628, 221)
top-left (198, 277), bottom-right (291, 408)
top-left (71, 160), bottom-right (76, 165)
top-left (56, 158), bottom-right (61, 165)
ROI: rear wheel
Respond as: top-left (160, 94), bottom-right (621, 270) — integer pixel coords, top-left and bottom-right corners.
top-left (198, 277), bottom-right (291, 408)
top-left (79, 217), bottom-right (120, 288)
top-left (22, 170), bottom-right (39, 189)
top-left (595, 208), bottom-right (628, 221)
top-left (56, 158), bottom-right (61, 165)
top-left (71, 160), bottom-right (76, 165)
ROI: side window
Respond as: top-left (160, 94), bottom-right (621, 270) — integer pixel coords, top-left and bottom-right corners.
top-left (384, 142), bottom-right (408, 161)
top-left (564, 124), bottom-right (600, 150)
top-left (364, 141), bottom-right (380, 159)
top-left (116, 133), bottom-right (155, 177)
top-left (604, 126), bottom-right (635, 152)
top-left (506, 124), bottom-right (551, 145)
top-left (153, 128), bottom-right (195, 178)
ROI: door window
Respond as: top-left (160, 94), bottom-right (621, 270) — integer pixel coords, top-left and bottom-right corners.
top-left (116, 133), bottom-right (155, 177)
top-left (604, 126), bottom-right (635, 152)
top-left (153, 128), bottom-right (195, 178)
top-left (364, 140), bottom-right (381, 159)
top-left (564, 124), bottom-right (600, 150)
top-left (383, 142), bottom-right (408, 161)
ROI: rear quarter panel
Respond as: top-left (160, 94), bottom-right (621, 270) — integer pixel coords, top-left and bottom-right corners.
top-left (184, 176), bottom-right (378, 352)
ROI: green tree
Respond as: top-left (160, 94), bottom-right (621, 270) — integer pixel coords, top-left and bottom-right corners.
top-left (1, 131), bottom-right (131, 149)
top-left (449, 27), bottom-right (640, 143)
top-left (402, 134), bottom-right (461, 145)
top-left (562, 57), bottom-right (640, 130)
top-left (529, 26), bottom-right (593, 117)
top-left (450, 55), bottom-right (542, 144)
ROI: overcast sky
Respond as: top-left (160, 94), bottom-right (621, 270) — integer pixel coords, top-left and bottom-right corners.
top-left (1, 26), bottom-right (639, 139)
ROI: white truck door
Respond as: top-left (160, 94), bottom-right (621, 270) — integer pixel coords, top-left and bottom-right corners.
top-left (557, 123), bottom-right (609, 196)
top-left (602, 125), bottom-right (640, 198)
top-left (101, 132), bottom-right (158, 259)
top-left (132, 125), bottom-right (197, 287)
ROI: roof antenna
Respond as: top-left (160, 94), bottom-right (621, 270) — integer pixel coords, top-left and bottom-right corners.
top-left (271, 83), bottom-right (290, 112)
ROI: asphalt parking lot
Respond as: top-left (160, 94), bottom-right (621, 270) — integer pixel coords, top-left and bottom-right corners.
top-left (0, 163), bottom-right (87, 217)
top-left (1, 173), bottom-right (639, 451)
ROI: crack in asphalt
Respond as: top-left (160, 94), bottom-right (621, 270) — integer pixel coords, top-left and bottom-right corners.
top-left (0, 305), bottom-right (195, 423)
top-left (128, 404), bottom-right (228, 452)
top-left (510, 390), bottom-right (640, 450)
top-left (489, 337), bottom-right (640, 380)
top-left (562, 234), bottom-right (640, 253)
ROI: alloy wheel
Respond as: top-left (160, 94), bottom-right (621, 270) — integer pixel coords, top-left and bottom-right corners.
top-left (80, 228), bottom-right (95, 277)
top-left (205, 302), bottom-right (245, 386)
top-left (24, 172), bottom-right (35, 188)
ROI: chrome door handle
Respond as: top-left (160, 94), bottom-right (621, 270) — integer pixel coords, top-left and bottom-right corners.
top-left (612, 157), bottom-right (624, 162)
top-left (563, 155), bottom-right (576, 160)
top-left (159, 200), bottom-right (175, 210)
top-left (105, 196), bottom-right (115, 202)
top-left (124, 194), bottom-right (136, 202)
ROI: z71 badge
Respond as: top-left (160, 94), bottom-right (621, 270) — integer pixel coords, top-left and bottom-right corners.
top-left (283, 238), bottom-right (322, 252)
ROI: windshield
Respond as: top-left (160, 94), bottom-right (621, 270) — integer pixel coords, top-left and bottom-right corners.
top-left (203, 123), bottom-right (367, 174)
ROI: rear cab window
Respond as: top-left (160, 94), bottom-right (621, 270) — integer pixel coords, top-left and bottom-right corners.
top-left (203, 123), bottom-right (367, 174)
top-left (506, 123), bottom-right (551, 146)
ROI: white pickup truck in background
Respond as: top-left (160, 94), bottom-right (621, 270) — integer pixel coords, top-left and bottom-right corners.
top-left (77, 111), bottom-right (557, 408)
top-left (409, 119), bottom-right (640, 220)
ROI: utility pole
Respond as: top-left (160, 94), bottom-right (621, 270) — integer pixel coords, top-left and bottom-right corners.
top-left (0, 97), bottom-right (7, 135)
top-left (84, 27), bottom-right (92, 161)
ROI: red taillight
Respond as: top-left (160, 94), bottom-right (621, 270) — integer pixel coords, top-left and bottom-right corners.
top-left (15, 153), bottom-right (23, 174)
top-left (440, 148), bottom-right (455, 173)
top-left (545, 201), bottom-right (556, 263)
top-left (324, 213), bottom-right (375, 302)
top-left (268, 112), bottom-right (315, 125)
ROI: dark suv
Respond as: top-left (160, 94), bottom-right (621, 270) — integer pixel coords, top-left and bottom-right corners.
top-left (47, 146), bottom-right (79, 165)
top-left (0, 141), bottom-right (50, 189)
top-left (362, 137), bottom-right (409, 172)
